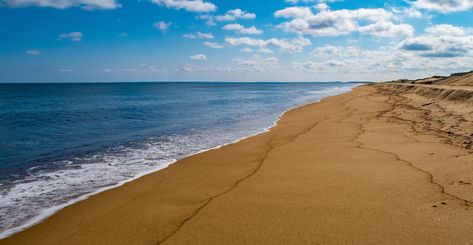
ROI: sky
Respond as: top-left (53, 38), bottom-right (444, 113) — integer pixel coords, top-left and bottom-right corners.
top-left (0, 0), bottom-right (473, 82)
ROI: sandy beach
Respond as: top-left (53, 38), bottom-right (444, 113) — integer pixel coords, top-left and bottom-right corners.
top-left (2, 75), bottom-right (473, 244)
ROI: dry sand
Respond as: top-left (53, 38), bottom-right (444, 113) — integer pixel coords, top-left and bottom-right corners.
top-left (2, 84), bottom-right (473, 244)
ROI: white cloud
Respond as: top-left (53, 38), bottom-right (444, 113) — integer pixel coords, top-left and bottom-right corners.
top-left (297, 59), bottom-right (345, 71)
top-left (151, 0), bottom-right (216, 12)
top-left (358, 21), bottom-right (414, 37)
top-left (25, 49), bottom-right (40, 55)
top-left (203, 41), bottom-right (224, 49)
top-left (300, 61), bottom-right (321, 70)
top-left (153, 21), bottom-right (172, 32)
top-left (222, 24), bottom-right (263, 35)
top-left (197, 14), bottom-right (216, 26)
top-left (198, 9), bottom-right (256, 26)
top-left (238, 59), bottom-right (260, 66)
top-left (183, 32), bottom-right (214, 39)
top-left (2, 0), bottom-right (120, 9)
top-left (235, 55), bottom-right (279, 68)
top-left (326, 60), bottom-right (345, 67)
top-left (58, 31), bottom-right (83, 42)
top-left (412, 0), bottom-right (473, 13)
top-left (275, 6), bottom-right (414, 37)
top-left (400, 25), bottom-right (473, 58)
top-left (267, 37), bottom-right (311, 53)
top-left (315, 3), bottom-right (329, 11)
top-left (400, 7), bottom-right (424, 18)
top-left (226, 37), bottom-right (267, 47)
top-left (225, 36), bottom-right (311, 53)
top-left (425, 24), bottom-right (466, 36)
top-left (265, 57), bottom-right (279, 65)
top-left (190, 54), bottom-right (207, 60)
top-left (294, 46), bottom-right (473, 79)
top-left (215, 9), bottom-right (256, 21)
top-left (275, 6), bottom-right (314, 19)
top-left (295, 36), bottom-right (473, 80)
top-left (290, 25), bottom-right (473, 76)
top-left (311, 45), bottom-right (360, 57)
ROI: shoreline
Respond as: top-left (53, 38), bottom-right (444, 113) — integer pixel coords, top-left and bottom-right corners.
top-left (3, 84), bottom-right (473, 244)
top-left (0, 85), bottom-right (357, 239)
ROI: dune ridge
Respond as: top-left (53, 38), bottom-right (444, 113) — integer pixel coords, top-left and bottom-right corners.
top-left (379, 71), bottom-right (473, 149)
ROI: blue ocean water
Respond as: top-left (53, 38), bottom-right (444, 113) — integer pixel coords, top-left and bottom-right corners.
top-left (0, 82), bottom-right (359, 237)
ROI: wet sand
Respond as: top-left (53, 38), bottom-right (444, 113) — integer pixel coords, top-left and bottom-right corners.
top-left (2, 84), bottom-right (473, 244)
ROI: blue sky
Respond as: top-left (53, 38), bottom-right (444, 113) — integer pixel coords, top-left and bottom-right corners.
top-left (1, 0), bottom-right (473, 82)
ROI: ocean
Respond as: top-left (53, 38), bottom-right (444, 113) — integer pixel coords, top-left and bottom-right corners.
top-left (0, 82), bottom-right (359, 237)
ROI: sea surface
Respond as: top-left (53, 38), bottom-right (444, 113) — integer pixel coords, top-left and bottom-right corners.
top-left (0, 82), bottom-right (359, 237)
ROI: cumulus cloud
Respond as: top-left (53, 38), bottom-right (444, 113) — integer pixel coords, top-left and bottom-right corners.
top-left (154, 21), bottom-right (172, 32)
top-left (295, 48), bottom-right (400, 73)
top-left (311, 45), bottom-right (360, 57)
top-left (411, 0), bottom-right (473, 13)
top-left (183, 32), bottom-right (214, 39)
top-left (226, 37), bottom-right (267, 47)
top-left (58, 31), bottom-right (83, 42)
top-left (2, 0), bottom-right (120, 9)
top-left (197, 14), bottom-right (216, 26)
top-left (298, 59), bottom-right (346, 71)
top-left (215, 9), bottom-right (256, 21)
top-left (197, 9), bottom-right (255, 27)
top-left (275, 6), bottom-right (413, 37)
top-left (229, 55), bottom-right (280, 74)
top-left (315, 3), bottom-right (329, 11)
top-left (326, 60), bottom-right (345, 67)
top-left (300, 61), bottom-right (320, 70)
top-left (151, 0), bottom-right (216, 12)
top-left (425, 24), bottom-right (466, 36)
top-left (222, 24), bottom-right (263, 34)
top-left (358, 21), bottom-right (414, 37)
top-left (225, 36), bottom-right (311, 53)
top-left (203, 41), bottom-right (224, 49)
top-left (267, 37), bottom-right (311, 53)
top-left (393, 7), bottom-right (424, 19)
top-left (190, 54), bottom-right (207, 60)
top-left (294, 37), bottom-right (473, 79)
top-left (400, 25), bottom-right (473, 58)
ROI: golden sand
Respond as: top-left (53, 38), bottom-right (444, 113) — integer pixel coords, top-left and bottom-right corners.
top-left (2, 84), bottom-right (473, 244)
